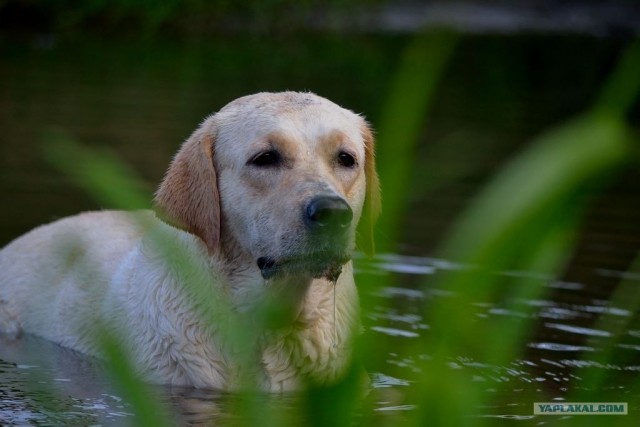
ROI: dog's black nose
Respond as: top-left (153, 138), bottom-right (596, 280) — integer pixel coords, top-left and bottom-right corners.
top-left (305, 196), bottom-right (353, 230)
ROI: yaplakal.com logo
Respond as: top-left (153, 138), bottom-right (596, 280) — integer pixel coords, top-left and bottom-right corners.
top-left (534, 402), bottom-right (627, 415)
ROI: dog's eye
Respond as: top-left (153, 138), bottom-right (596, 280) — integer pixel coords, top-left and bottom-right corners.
top-left (337, 151), bottom-right (356, 168)
top-left (250, 150), bottom-right (281, 167)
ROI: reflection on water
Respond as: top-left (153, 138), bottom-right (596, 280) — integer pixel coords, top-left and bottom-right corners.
top-left (0, 335), bottom-right (134, 425)
top-left (2, 253), bottom-right (640, 424)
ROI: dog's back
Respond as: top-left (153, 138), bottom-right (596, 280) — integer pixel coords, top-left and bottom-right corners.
top-left (0, 211), bottom-right (151, 351)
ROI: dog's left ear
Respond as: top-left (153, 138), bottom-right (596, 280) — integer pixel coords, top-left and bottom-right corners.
top-left (154, 125), bottom-right (221, 254)
top-left (356, 123), bottom-right (381, 256)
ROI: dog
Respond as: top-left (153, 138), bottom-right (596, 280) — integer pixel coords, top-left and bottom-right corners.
top-left (0, 92), bottom-right (380, 391)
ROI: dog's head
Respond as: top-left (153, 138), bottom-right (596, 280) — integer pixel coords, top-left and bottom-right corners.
top-left (155, 92), bottom-right (380, 281)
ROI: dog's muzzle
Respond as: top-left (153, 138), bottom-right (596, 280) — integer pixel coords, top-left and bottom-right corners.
top-left (257, 196), bottom-right (353, 281)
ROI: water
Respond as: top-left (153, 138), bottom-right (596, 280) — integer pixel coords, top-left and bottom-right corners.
top-left (2, 253), bottom-right (639, 424)
top-left (1, 31), bottom-right (640, 424)
top-left (0, 335), bottom-right (133, 425)
top-left (358, 255), bottom-right (640, 408)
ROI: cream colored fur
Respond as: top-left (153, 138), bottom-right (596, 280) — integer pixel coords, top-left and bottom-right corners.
top-left (0, 92), bottom-right (380, 391)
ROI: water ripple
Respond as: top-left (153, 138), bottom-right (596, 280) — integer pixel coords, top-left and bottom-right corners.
top-left (371, 372), bottom-right (411, 388)
top-left (370, 326), bottom-right (420, 338)
top-left (528, 342), bottom-right (594, 352)
top-left (544, 322), bottom-right (611, 337)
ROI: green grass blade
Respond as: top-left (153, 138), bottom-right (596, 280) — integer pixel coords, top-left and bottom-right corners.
top-left (375, 31), bottom-right (459, 252)
top-left (98, 328), bottom-right (174, 427)
top-left (413, 110), bottom-right (632, 427)
top-left (42, 131), bottom-right (152, 210)
top-left (571, 254), bottom-right (640, 402)
top-left (594, 39), bottom-right (640, 117)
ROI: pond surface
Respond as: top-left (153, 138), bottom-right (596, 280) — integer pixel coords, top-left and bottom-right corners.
top-left (2, 252), bottom-right (640, 425)
top-left (1, 31), bottom-right (640, 425)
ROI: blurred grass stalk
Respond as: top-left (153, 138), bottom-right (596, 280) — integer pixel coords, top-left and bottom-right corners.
top-left (42, 132), bottom-right (152, 210)
top-left (42, 133), bottom-right (286, 425)
top-left (414, 108), bottom-right (632, 427)
top-left (375, 31), bottom-right (459, 252)
top-left (42, 135), bottom-right (173, 427)
top-left (412, 40), bottom-right (639, 427)
top-left (355, 31), bottom-right (459, 390)
top-left (39, 33), bottom-right (639, 427)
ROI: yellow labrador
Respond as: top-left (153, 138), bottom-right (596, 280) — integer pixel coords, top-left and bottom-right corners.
top-left (0, 92), bottom-right (380, 391)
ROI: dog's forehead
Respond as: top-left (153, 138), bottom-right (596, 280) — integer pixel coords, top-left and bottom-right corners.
top-left (221, 91), bottom-right (323, 112)
top-left (213, 92), bottom-right (365, 152)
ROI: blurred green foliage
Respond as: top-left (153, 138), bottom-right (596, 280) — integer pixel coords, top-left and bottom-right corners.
top-left (18, 19), bottom-right (640, 427)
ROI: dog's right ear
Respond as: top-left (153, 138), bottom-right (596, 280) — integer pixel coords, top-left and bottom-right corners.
top-left (356, 122), bottom-right (381, 257)
top-left (154, 125), bottom-right (221, 255)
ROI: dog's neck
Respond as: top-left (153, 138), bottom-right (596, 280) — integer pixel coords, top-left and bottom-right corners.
top-left (213, 228), bottom-right (357, 380)
top-left (212, 235), bottom-right (357, 388)
top-left (225, 267), bottom-right (313, 323)
top-left (215, 238), bottom-right (312, 326)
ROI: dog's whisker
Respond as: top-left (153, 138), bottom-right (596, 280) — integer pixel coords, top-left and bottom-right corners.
top-left (332, 280), bottom-right (337, 350)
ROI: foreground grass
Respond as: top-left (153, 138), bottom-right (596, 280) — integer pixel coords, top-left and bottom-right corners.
top-left (36, 34), bottom-right (640, 426)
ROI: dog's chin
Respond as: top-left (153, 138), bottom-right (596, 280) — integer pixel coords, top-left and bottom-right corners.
top-left (257, 252), bottom-right (351, 282)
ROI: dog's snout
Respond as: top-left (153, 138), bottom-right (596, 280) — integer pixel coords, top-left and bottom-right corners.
top-left (305, 196), bottom-right (353, 230)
